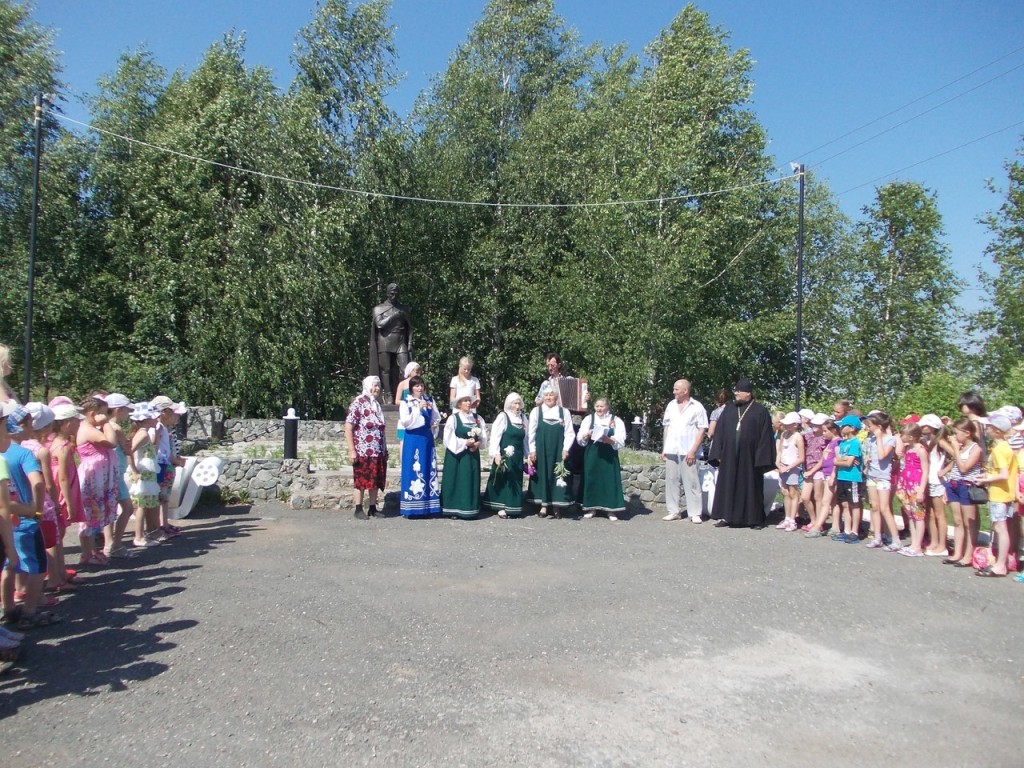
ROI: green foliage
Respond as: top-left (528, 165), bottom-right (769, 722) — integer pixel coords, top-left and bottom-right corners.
top-left (838, 182), bottom-right (962, 409)
top-left (986, 360), bottom-right (1024, 409)
top-left (974, 139), bottom-right (1024, 388)
top-left (2, 0), bottom-right (981, 425)
top-left (890, 370), bottom-right (974, 421)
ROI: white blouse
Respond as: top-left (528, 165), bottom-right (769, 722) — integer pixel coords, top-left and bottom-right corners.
top-left (527, 405), bottom-right (575, 454)
top-left (443, 412), bottom-right (487, 455)
top-left (449, 376), bottom-right (480, 402)
top-left (398, 396), bottom-right (440, 436)
top-left (577, 413), bottom-right (626, 451)
top-left (488, 411), bottom-right (530, 459)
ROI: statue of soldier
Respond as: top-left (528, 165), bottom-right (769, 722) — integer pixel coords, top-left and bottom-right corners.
top-left (368, 283), bottom-right (413, 403)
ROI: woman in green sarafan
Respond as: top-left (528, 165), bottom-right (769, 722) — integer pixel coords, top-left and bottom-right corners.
top-left (440, 395), bottom-right (487, 519)
top-left (528, 383), bottom-right (575, 518)
top-left (577, 397), bottom-right (627, 521)
top-left (483, 392), bottom-right (530, 518)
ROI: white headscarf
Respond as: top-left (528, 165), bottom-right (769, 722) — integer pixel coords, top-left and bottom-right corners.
top-left (504, 392), bottom-right (525, 426)
top-left (361, 376), bottom-right (380, 397)
top-left (404, 361), bottom-right (420, 378)
top-left (360, 376), bottom-right (383, 419)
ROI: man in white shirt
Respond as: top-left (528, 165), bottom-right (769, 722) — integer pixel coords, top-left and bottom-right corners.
top-left (661, 379), bottom-right (708, 522)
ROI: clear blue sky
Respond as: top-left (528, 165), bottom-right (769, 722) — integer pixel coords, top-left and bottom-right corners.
top-left (31, 1), bottom-right (1024, 310)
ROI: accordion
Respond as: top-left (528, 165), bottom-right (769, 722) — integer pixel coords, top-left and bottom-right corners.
top-left (557, 376), bottom-right (588, 412)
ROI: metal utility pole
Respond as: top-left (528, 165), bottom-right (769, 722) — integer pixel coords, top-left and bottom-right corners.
top-left (795, 163), bottom-right (805, 412)
top-left (23, 93), bottom-right (45, 404)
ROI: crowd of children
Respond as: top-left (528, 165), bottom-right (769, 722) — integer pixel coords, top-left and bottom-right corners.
top-left (771, 394), bottom-right (1023, 581)
top-left (0, 345), bottom-right (188, 672)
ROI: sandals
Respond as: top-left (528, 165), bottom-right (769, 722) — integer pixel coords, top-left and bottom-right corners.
top-left (976, 567), bottom-right (1007, 578)
top-left (105, 546), bottom-right (138, 559)
top-left (16, 611), bottom-right (62, 630)
top-left (46, 581), bottom-right (77, 594)
top-left (79, 551), bottom-right (108, 566)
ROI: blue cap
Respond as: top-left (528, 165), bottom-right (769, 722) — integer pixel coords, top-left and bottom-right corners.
top-left (836, 415), bottom-right (862, 431)
top-left (4, 404), bottom-right (30, 434)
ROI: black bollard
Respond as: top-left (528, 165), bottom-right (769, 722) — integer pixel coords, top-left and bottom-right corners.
top-left (283, 407), bottom-right (299, 459)
top-left (629, 418), bottom-right (642, 449)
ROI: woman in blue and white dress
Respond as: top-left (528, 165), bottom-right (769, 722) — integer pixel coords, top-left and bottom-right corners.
top-left (397, 376), bottom-right (441, 518)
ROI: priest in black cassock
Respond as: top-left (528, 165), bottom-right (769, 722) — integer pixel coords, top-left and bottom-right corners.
top-left (707, 378), bottom-right (776, 528)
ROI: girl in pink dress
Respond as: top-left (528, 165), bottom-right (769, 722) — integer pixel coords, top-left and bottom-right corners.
top-left (76, 397), bottom-right (119, 565)
top-left (896, 424), bottom-right (929, 557)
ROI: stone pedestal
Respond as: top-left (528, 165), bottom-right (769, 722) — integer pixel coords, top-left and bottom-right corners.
top-left (382, 404), bottom-right (400, 445)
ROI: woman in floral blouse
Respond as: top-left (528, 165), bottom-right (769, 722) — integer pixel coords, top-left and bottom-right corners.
top-left (345, 376), bottom-right (388, 519)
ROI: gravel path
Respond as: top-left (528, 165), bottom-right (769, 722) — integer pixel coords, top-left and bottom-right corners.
top-left (2, 503), bottom-right (1022, 767)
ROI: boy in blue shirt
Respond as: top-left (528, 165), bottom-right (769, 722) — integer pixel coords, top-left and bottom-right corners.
top-left (833, 415), bottom-right (865, 543)
top-left (0, 404), bottom-right (56, 628)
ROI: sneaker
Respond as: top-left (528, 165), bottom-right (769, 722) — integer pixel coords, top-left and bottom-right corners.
top-left (900, 547), bottom-right (924, 558)
top-left (883, 542), bottom-right (902, 552)
top-left (690, 515), bottom-right (703, 524)
top-left (845, 533), bottom-right (860, 543)
top-left (662, 513), bottom-right (682, 521)
top-left (0, 626), bottom-right (25, 642)
top-left (775, 519), bottom-right (789, 529)
top-left (833, 533), bottom-right (848, 543)
top-left (865, 538), bottom-right (883, 549)
top-left (804, 529), bottom-right (826, 538)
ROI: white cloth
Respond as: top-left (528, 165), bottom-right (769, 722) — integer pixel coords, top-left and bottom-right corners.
top-left (150, 423), bottom-right (172, 464)
top-left (488, 411), bottom-right (529, 459)
top-left (443, 412), bottom-right (487, 455)
top-left (527, 404), bottom-right (574, 454)
top-left (398, 396), bottom-right (440, 436)
top-left (577, 413), bottom-right (626, 450)
top-left (535, 377), bottom-right (561, 406)
top-left (661, 398), bottom-right (708, 456)
top-left (450, 376), bottom-right (480, 403)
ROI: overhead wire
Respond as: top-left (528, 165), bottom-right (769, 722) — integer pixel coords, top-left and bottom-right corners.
top-left (52, 112), bottom-right (794, 209)
top-left (835, 118), bottom-right (1024, 197)
top-left (807, 60), bottom-right (1024, 170)
top-left (798, 43), bottom-right (1024, 161)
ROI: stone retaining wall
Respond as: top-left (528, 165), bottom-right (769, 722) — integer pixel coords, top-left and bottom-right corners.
top-left (185, 407), bottom-right (350, 444)
top-left (215, 457), bottom-right (316, 501)
top-left (212, 454), bottom-right (667, 514)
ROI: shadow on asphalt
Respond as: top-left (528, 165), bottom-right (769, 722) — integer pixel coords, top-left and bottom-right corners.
top-left (0, 509), bottom-right (263, 718)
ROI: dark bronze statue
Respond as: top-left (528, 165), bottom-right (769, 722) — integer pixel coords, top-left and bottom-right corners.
top-left (368, 283), bottom-right (413, 403)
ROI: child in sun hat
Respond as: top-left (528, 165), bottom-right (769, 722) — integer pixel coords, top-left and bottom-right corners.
top-left (149, 396), bottom-right (188, 537)
top-left (49, 401), bottom-right (86, 561)
top-left (832, 414), bottom-right (865, 543)
top-left (800, 413), bottom-right (829, 531)
top-left (128, 404), bottom-right (162, 547)
top-left (0, 402), bottom-right (58, 628)
top-left (775, 412), bottom-right (804, 531)
top-left (974, 413), bottom-right (1018, 577)
top-left (75, 396), bottom-right (119, 566)
top-left (917, 414), bottom-right (950, 557)
top-left (21, 402), bottom-right (73, 592)
top-left (896, 424), bottom-right (930, 557)
top-left (100, 393), bottom-right (137, 558)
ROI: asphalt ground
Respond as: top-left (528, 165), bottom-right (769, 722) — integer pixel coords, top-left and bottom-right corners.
top-left (2, 502), bottom-right (1022, 767)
